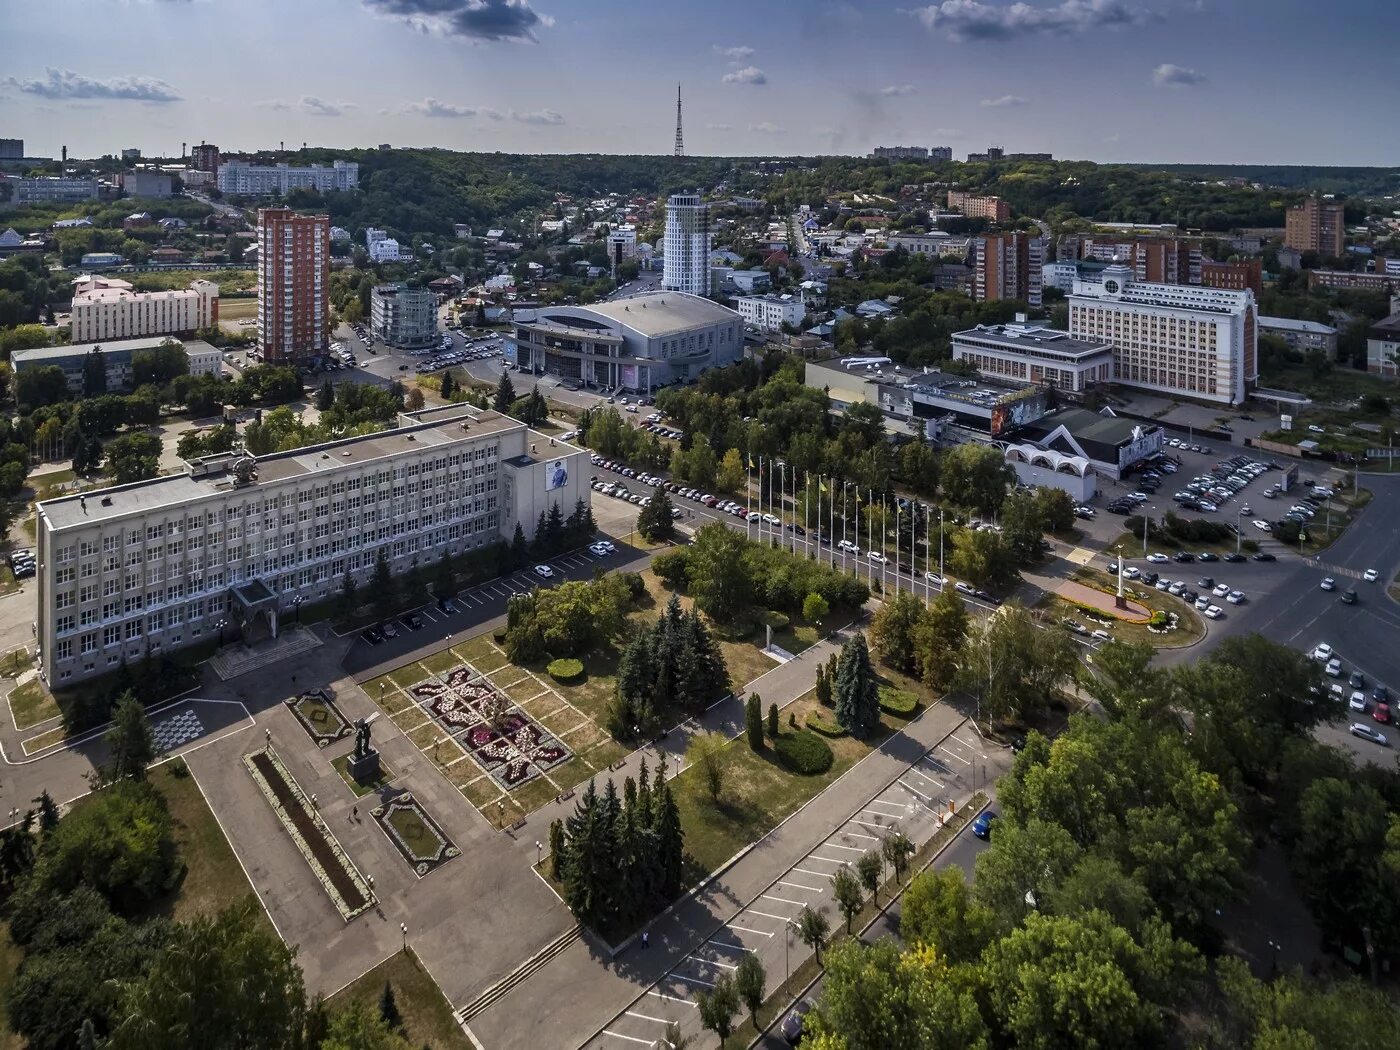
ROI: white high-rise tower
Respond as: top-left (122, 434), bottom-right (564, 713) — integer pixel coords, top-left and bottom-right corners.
top-left (662, 192), bottom-right (710, 298)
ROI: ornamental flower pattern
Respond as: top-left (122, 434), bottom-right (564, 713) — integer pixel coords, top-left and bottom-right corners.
top-left (373, 791), bottom-right (459, 878)
top-left (409, 663), bottom-right (570, 789)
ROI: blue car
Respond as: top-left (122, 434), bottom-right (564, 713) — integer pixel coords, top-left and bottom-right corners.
top-left (972, 811), bottom-right (998, 840)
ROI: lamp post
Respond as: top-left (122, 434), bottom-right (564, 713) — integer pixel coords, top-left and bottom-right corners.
top-left (292, 595), bottom-right (305, 623)
top-left (1114, 545), bottom-right (1126, 610)
top-left (1236, 509), bottom-right (1245, 556)
top-left (215, 618), bottom-right (227, 646)
top-left (1141, 506), bottom-right (1154, 560)
top-left (535, 840), bottom-right (542, 867)
top-left (783, 918), bottom-right (799, 997)
top-left (1267, 938), bottom-right (1281, 977)
top-left (400, 923), bottom-right (408, 953)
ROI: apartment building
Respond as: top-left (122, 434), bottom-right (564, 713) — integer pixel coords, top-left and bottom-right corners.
top-left (256, 208), bottom-right (329, 364)
top-left (1078, 238), bottom-right (1201, 285)
top-left (1201, 258), bottom-right (1263, 297)
top-left (735, 293), bottom-right (807, 333)
top-left (370, 283), bottom-right (438, 349)
top-left (70, 275), bottom-right (219, 343)
top-left (947, 191), bottom-right (1011, 223)
top-left (1366, 312), bottom-right (1400, 378)
top-left (12, 336), bottom-right (221, 395)
top-left (217, 160), bottom-right (359, 196)
top-left (1068, 264), bottom-right (1257, 406)
top-left (952, 323), bottom-right (1115, 395)
top-left (33, 405), bottom-right (589, 686)
top-left (191, 143), bottom-right (220, 173)
top-left (606, 225), bottom-right (637, 263)
top-left (120, 171), bottom-right (172, 199)
top-left (14, 176), bottom-right (98, 204)
top-left (888, 231), bottom-right (954, 256)
top-left (1285, 196), bottom-right (1344, 257)
top-left (662, 193), bottom-right (711, 298)
top-left (512, 291), bottom-right (741, 393)
top-left (1258, 316), bottom-right (1338, 357)
top-left (929, 146), bottom-right (953, 162)
top-left (972, 232), bottom-right (1044, 307)
top-left (870, 146), bottom-right (928, 160)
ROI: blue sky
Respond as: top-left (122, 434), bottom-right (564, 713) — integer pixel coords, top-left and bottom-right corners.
top-left (2, 0), bottom-right (1396, 164)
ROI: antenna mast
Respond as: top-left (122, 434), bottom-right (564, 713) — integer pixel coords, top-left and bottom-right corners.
top-left (673, 83), bottom-right (684, 157)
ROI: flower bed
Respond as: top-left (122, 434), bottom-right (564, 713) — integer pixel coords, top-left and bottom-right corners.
top-left (408, 663), bottom-right (571, 790)
top-left (371, 791), bottom-right (460, 878)
top-left (285, 689), bottom-right (352, 747)
top-left (244, 747), bottom-right (374, 921)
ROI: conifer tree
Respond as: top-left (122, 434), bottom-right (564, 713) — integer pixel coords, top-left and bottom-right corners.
top-left (510, 522), bottom-right (528, 566)
top-left (544, 501), bottom-right (566, 551)
top-left (815, 662), bottom-right (831, 706)
top-left (548, 818), bottom-right (566, 880)
top-left (834, 633), bottom-right (880, 739)
top-left (745, 694), bottom-right (764, 751)
top-left (494, 369), bottom-right (516, 413)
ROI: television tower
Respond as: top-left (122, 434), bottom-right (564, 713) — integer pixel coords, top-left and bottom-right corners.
top-left (673, 83), bottom-right (684, 157)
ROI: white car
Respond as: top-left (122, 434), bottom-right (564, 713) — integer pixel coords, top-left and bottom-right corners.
top-left (1311, 643), bottom-right (1333, 662)
top-left (837, 540), bottom-right (860, 554)
top-left (1350, 690), bottom-right (1368, 712)
top-left (1147, 553), bottom-right (1170, 564)
top-left (533, 564), bottom-right (554, 579)
top-left (1326, 657), bottom-right (1343, 678)
top-left (1194, 596), bottom-right (1210, 611)
top-left (1124, 567), bottom-right (1141, 580)
top-left (867, 552), bottom-right (887, 564)
top-left (1226, 590), bottom-right (1245, 605)
top-left (1364, 569), bottom-right (1380, 582)
top-left (1204, 605), bottom-right (1223, 619)
top-left (1350, 723), bottom-right (1388, 746)
top-left (1212, 583), bottom-right (1231, 597)
top-left (924, 572), bottom-right (945, 585)
top-left (1320, 577), bottom-right (1336, 591)
top-left (589, 542), bottom-right (614, 557)
top-left (1252, 520), bottom-right (1272, 532)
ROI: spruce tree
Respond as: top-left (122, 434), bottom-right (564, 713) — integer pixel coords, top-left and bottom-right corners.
top-left (598, 779), bottom-right (624, 927)
top-left (654, 777), bottom-right (685, 900)
top-left (768, 702), bottom-right (779, 739)
top-left (815, 662), bottom-right (831, 706)
top-left (372, 549), bottom-right (395, 613)
top-left (833, 633), bottom-right (880, 739)
top-left (494, 369), bottom-right (517, 414)
top-left (544, 501), bottom-right (566, 552)
top-left (562, 781), bottom-right (611, 928)
top-left (532, 511), bottom-right (549, 556)
top-left (548, 818), bottom-right (566, 880)
top-left (440, 369), bottom-right (456, 399)
top-left (341, 569), bottom-right (357, 616)
top-left (745, 694), bottom-right (764, 751)
top-left (635, 757), bottom-right (652, 824)
top-left (34, 791), bottom-right (58, 834)
top-left (510, 522), bottom-right (528, 566)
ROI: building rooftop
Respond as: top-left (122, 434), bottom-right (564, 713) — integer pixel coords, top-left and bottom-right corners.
top-left (1258, 315), bottom-right (1337, 335)
top-left (12, 335), bottom-right (194, 366)
top-left (38, 408), bottom-right (522, 532)
top-left (953, 324), bottom-right (1113, 360)
top-left (572, 292), bottom-right (740, 336)
top-left (1025, 407), bottom-right (1156, 446)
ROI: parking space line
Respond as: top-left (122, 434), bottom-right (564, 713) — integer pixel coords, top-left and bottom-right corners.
top-left (671, 974), bottom-right (716, 988)
top-left (776, 880), bottom-right (823, 893)
top-left (905, 767), bottom-right (943, 787)
top-left (418, 609), bottom-right (439, 623)
top-left (603, 1030), bottom-right (657, 1045)
top-left (748, 909), bottom-right (794, 921)
top-left (708, 940), bottom-right (752, 953)
top-left (645, 991), bottom-right (697, 1006)
top-left (725, 924), bottom-right (772, 937)
top-left (822, 843), bottom-right (865, 853)
top-left (760, 893), bottom-right (807, 906)
top-left (793, 866), bottom-right (833, 878)
top-left (900, 779), bottom-right (933, 801)
top-left (624, 1011), bottom-right (671, 1026)
top-left (849, 818), bottom-right (891, 831)
top-left (804, 855), bottom-right (847, 865)
top-left (865, 800), bottom-right (907, 813)
top-left (686, 955), bottom-right (738, 970)
top-left (840, 830), bottom-right (880, 841)
top-left (936, 747), bottom-right (972, 766)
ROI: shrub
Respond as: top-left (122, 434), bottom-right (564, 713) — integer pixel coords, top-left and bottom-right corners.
top-left (877, 686), bottom-right (918, 716)
top-left (652, 549), bottom-right (690, 588)
top-left (547, 658), bottom-right (584, 682)
top-left (1147, 610), bottom-right (1169, 628)
top-left (775, 730), bottom-right (834, 775)
top-left (805, 712), bottom-right (848, 738)
top-left (492, 628), bottom-right (508, 644)
top-left (619, 571), bottom-right (646, 600)
top-left (757, 610), bottom-right (790, 630)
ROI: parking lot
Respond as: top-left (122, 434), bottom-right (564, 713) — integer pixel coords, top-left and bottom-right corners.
top-left (584, 722), bottom-right (999, 1050)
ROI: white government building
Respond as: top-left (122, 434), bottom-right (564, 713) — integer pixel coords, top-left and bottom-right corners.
top-left (661, 193), bottom-right (711, 298)
top-left (33, 405), bottom-right (588, 687)
top-left (735, 293), bottom-right (808, 333)
top-left (69, 275), bottom-right (220, 343)
top-left (1067, 264), bottom-right (1257, 406)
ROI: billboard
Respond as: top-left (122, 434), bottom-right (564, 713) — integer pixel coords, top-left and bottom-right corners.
top-left (544, 458), bottom-right (569, 492)
top-left (989, 390), bottom-right (1048, 437)
top-left (621, 364), bottom-right (639, 390)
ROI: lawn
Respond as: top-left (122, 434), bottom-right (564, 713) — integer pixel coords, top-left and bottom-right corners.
top-left (326, 948), bottom-right (470, 1050)
top-left (21, 726), bottom-right (65, 756)
top-left (217, 297), bottom-right (258, 320)
top-left (332, 754), bottom-right (397, 798)
top-left (7, 678), bottom-right (58, 731)
top-left (1062, 567), bottom-right (1206, 648)
top-left (128, 268), bottom-right (257, 294)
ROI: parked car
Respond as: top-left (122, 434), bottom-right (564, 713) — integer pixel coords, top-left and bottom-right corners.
top-left (362, 626), bottom-right (385, 644)
top-left (533, 564), bottom-right (554, 579)
top-left (972, 811), bottom-right (999, 839)
top-left (781, 999), bottom-right (815, 1044)
top-left (1349, 723), bottom-right (1388, 747)
top-left (381, 621), bottom-right (398, 639)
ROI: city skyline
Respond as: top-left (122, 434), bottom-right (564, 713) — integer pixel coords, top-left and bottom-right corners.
top-left (0, 0), bottom-right (1397, 165)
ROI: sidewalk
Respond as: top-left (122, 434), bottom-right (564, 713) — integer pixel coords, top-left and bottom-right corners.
top-left (466, 701), bottom-right (970, 1050)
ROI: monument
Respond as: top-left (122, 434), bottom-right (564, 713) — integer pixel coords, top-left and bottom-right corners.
top-left (347, 713), bottom-right (382, 783)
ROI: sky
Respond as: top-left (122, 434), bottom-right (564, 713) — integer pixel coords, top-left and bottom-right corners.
top-left (1, 0), bottom-right (1397, 165)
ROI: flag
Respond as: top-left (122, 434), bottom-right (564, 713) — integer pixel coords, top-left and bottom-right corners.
top-left (819, 478), bottom-right (828, 493)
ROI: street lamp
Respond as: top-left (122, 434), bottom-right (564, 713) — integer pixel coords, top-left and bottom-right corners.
top-left (1267, 939), bottom-right (1281, 977)
top-left (215, 618), bottom-right (228, 646)
top-left (1141, 506), bottom-right (1155, 559)
top-left (783, 918), bottom-right (798, 997)
top-left (1235, 509), bottom-right (1245, 556)
top-left (534, 840), bottom-right (542, 867)
top-left (400, 923), bottom-right (408, 953)
top-left (292, 595), bottom-right (305, 623)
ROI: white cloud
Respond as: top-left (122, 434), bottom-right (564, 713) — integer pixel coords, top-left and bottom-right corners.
top-left (1152, 63), bottom-right (1207, 86)
top-left (511, 108), bottom-right (564, 125)
top-left (980, 94), bottom-right (1027, 107)
top-left (706, 122), bottom-right (733, 131)
top-left (747, 121), bottom-right (785, 134)
top-left (713, 45), bottom-right (755, 60)
top-left (722, 66), bottom-right (768, 86)
top-left (363, 0), bottom-right (553, 43)
top-left (879, 84), bottom-right (916, 96)
top-left (405, 97), bottom-right (502, 118)
top-left (258, 96), bottom-right (355, 116)
top-left (913, 0), bottom-right (1144, 41)
top-left (3, 67), bottom-right (181, 102)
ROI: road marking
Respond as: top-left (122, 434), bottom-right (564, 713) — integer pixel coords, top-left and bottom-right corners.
top-left (840, 830), bottom-right (880, 842)
top-left (849, 818), bottom-right (891, 831)
top-left (905, 766), bottom-right (943, 787)
top-left (899, 779), bottom-right (934, 801)
top-left (687, 954), bottom-right (738, 970)
top-left (670, 973), bottom-right (716, 988)
top-left (822, 843), bottom-right (866, 853)
top-left (865, 800), bottom-right (906, 813)
top-left (601, 1031), bottom-right (655, 1045)
top-left (748, 909), bottom-right (794, 921)
top-left (776, 879), bottom-right (824, 893)
top-left (645, 991), bottom-right (697, 1006)
top-left (624, 1011), bottom-right (672, 1025)
top-left (793, 866), bottom-right (833, 878)
top-left (708, 940), bottom-right (752, 953)
top-left (725, 924), bottom-right (772, 937)
top-left (936, 747), bottom-right (972, 766)
top-left (760, 893), bottom-right (807, 906)
top-left (921, 756), bottom-right (955, 775)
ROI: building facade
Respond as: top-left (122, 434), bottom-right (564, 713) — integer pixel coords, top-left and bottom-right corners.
top-left (33, 405), bottom-right (589, 686)
top-left (14, 176), bottom-right (98, 204)
top-left (1068, 264), bottom-right (1257, 405)
top-left (217, 160), bottom-right (359, 196)
top-left (1078, 238), bottom-right (1201, 285)
top-left (120, 171), bottom-right (172, 199)
top-left (1258, 315), bottom-right (1338, 357)
top-left (888, 231), bottom-right (954, 256)
top-left (1285, 197), bottom-right (1344, 257)
top-left (947, 191), bottom-right (1011, 222)
top-left (735, 293), bottom-right (807, 332)
top-left (952, 324), bottom-right (1115, 394)
top-left (1308, 268), bottom-right (1399, 293)
top-left (929, 146), bottom-right (953, 162)
top-left (1201, 258), bottom-right (1263, 297)
top-left (70, 275), bottom-right (219, 343)
top-left (191, 143), bottom-right (220, 173)
top-left (512, 291), bottom-right (741, 393)
top-left (662, 193), bottom-right (711, 298)
top-left (973, 232), bottom-right (1044, 306)
top-left (370, 283), bottom-right (438, 349)
top-left (1366, 312), bottom-right (1400, 378)
top-left (870, 146), bottom-right (928, 160)
top-left (256, 208), bottom-right (329, 364)
top-left (12, 336), bottom-right (220, 395)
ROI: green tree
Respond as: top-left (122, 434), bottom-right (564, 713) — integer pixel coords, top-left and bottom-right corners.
top-left (833, 633), bottom-right (880, 739)
top-left (796, 904), bottom-right (831, 965)
top-left (636, 485), bottom-right (675, 542)
top-left (1032, 485), bottom-right (1076, 533)
top-left (768, 701), bottom-right (779, 738)
top-left (319, 1000), bottom-right (414, 1050)
top-left (697, 973), bottom-right (740, 1042)
top-left (83, 348), bottom-right (108, 398)
top-left (901, 867), bottom-right (990, 964)
top-left (439, 369), bottom-right (456, 399)
top-left (1000, 486), bottom-right (1046, 564)
top-left (869, 590), bottom-right (925, 672)
top-left (494, 369), bottom-right (516, 414)
top-left (948, 527), bottom-right (1018, 590)
top-left (716, 447), bottom-right (747, 493)
top-left (803, 591), bottom-right (830, 624)
top-left (103, 692), bottom-right (155, 783)
top-left (956, 602), bottom-right (1077, 724)
top-left (686, 522), bottom-right (753, 624)
top-left (911, 587), bottom-right (969, 692)
top-left (734, 952), bottom-right (766, 1029)
top-left (831, 865), bottom-right (864, 933)
top-left (686, 731), bottom-right (728, 803)
top-left (372, 549), bottom-right (394, 614)
top-left (745, 694), bottom-right (763, 751)
top-left (856, 849), bottom-right (885, 905)
top-left (104, 433), bottom-right (162, 485)
top-left (882, 831), bottom-right (914, 883)
top-left (315, 378), bottom-right (334, 412)
top-left (15, 365), bottom-right (70, 411)
top-left (940, 442), bottom-right (1013, 515)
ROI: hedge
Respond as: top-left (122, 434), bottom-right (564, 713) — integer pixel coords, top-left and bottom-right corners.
top-left (547, 658), bottom-right (584, 682)
top-left (757, 610), bottom-right (790, 630)
top-left (878, 686), bottom-right (918, 716)
top-left (492, 628), bottom-right (508, 644)
top-left (775, 730), bottom-right (834, 775)
top-left (805, 712), bottom-right (847, 738)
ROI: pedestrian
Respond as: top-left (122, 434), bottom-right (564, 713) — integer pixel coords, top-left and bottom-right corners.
top-left (641, 931), bottom-right (649, 949)
top-left (312, 793), bottom-right (318, 808)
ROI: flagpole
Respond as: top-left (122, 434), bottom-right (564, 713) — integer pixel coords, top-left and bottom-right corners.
top-left (924, 504), bottom-right (931, 604)
top-left (939, 506), bottom-right (946, 581)
top-left (894, 498), bottom-right (900, 597)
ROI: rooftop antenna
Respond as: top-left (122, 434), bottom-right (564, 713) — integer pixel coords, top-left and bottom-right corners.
top-left (673, 83), bottom-right (684, 158)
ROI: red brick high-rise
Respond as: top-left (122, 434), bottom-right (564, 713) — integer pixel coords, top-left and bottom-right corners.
top-left (256, 208), bottom-right (329, 364)
top-left (191, 142), bottom-right (220, 173)
top-left (973, 232), bottom-right (1044, 307)
top-left (1285, 196), bottom-right (1344, 257)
